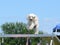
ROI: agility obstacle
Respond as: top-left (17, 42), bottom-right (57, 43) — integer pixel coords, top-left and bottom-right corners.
top-left (0, 34), bottom-right (55, 37)
top-left (0, 34), bottom-right (57, 45)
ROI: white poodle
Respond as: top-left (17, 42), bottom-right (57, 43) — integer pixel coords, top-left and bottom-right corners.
top-left (26, 13), bottom-right (39, 34)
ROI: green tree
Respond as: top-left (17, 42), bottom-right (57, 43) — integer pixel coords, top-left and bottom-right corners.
top-left (1, 22), bottom-right (44, 45)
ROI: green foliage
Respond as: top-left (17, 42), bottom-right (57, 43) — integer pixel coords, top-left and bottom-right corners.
top-left (1, 22), bottom-right (45, 45)
top-left (1, 22), bottom-right (27, 34)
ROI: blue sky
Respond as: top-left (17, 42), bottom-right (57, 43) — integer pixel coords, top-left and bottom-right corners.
top-left (0, 0), bottom-right (60, 34)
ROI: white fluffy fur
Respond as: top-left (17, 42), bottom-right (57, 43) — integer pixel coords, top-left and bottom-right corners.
top-left (27, 13), bottom-right (39, 34)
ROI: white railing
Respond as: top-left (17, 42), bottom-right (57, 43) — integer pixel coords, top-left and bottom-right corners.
top-left (0, 34), bottom-right (56, 45)
top-left (0, 34), bottom-right (55, 37)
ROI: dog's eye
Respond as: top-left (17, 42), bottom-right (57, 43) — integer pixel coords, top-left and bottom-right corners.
top-left (33, 17), bottom-right (35, 18)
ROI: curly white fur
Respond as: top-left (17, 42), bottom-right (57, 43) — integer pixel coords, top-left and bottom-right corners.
top-left (27, 13), bottom-right (39, 34)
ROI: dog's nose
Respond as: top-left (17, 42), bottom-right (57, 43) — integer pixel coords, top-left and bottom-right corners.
top-left (30, 19), bottom-right (32, 21)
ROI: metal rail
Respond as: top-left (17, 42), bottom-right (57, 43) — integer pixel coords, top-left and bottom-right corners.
top-left (0, 34), bottom-right (58, 45)
top-left (0, 34), bottom-right (55, 37)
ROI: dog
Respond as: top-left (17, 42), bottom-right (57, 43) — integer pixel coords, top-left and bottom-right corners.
top-left (26, 13), bottom-right (39, 34)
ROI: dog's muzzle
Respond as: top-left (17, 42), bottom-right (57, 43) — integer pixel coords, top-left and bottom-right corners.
top-left (29, 19), bottom-right (32, 21)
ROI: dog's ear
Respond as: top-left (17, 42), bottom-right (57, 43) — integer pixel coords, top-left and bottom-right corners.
top-left (34, 16), bottom-right (38, 21)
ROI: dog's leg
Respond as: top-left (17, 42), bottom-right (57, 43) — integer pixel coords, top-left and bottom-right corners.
top-left (35, 29), bottom-right (39, 34)
top-left (27, 23), bottom-right (35, 30)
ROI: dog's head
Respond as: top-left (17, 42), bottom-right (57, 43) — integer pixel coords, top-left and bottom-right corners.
top-left (27, 13), bottom-right (38, 21)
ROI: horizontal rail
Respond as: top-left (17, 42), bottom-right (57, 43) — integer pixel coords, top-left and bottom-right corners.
top-left (0, 34), bottom-right (55, 37)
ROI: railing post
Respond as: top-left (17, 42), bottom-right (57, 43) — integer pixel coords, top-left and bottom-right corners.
top-left (50, 39), bottom-right (53, 45)
top-left (1, 38), bottom-right (4, 45)
top-left (37, 38), bottom-right (42, 45)
top-left (46, 41), bottom-right (49, 45)
top-left (50, 37), bottom-right (53, 45)
top-left (0, 42), bottom-right (1, 45)
top-left (26, 37), bottom-right (31, 45)
top-left (26, 37), bottom-right (29, 45)
top-left (40, 40), bottom-right (42, 45)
